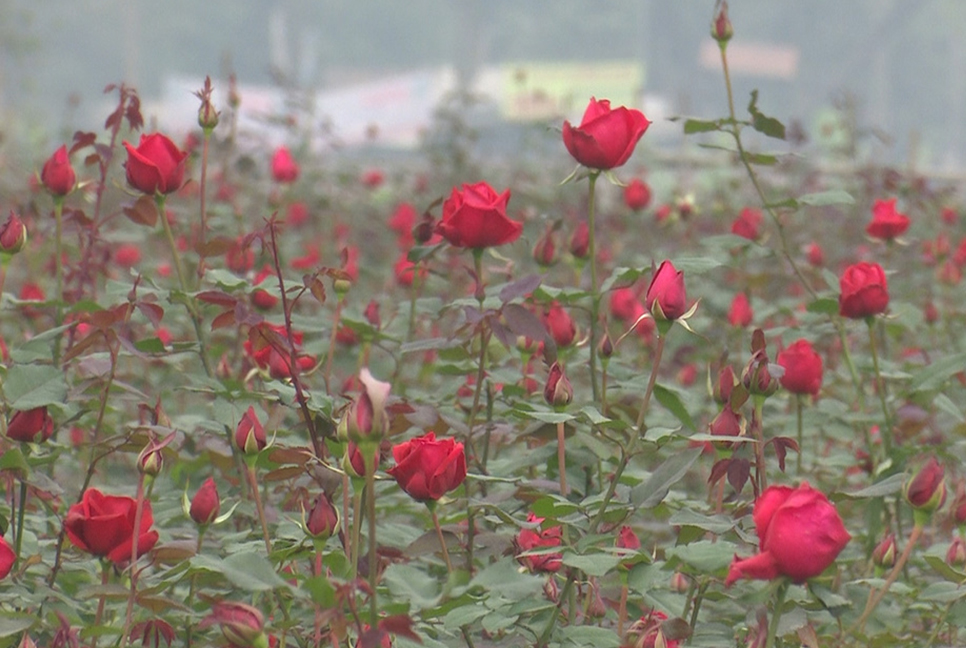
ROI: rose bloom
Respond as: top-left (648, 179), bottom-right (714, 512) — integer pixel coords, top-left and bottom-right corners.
top-left (725, 482), bottom-right (850, 586)
top-left (387, 432), bottom-right (467, 502)
top-left (838, 261), bottom-right (889, 319)
top-left (623, 178), bottom-right (652, 211)
top-left (41, 145), bottom-right (76, 196)
top-left (866, 198), bottom-right (910, 240)
top-left (563, 97), bottom-right (650, 170)
top-left (6, 406), bottom-right (54, 443)
top-left (731, 207), bottom-right (763, 241)
top-left (270, 145), bottom-right (300, 183)
top-left (777, 339), bottom-right (823, 396)
top-left (65, 488), bottom-right (159, 564)
top-left (645, 260), bottom-right (687, 320)
top-left (516, 512), bottom-right (562, 573)
top-left (435, 181), bottom-right (522, 249)
top-left (123, 133), bottom-right (188, 195)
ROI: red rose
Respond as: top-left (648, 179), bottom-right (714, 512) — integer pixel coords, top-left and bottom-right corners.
top-left (731, 207), bottom-right (763, 241)
top-left (305, 495), bottom-right (339, 539)
top-left (200, 601), bottom-right (267, 648)
top-left (544, 302), bottom-right (576, 348)
top-left (41, 145), bottom-right (76, 196)
top-left (344, 441), bottom-right (379, 479)
top-left (569, 221), bottom-right (590, 259)
top-left (543, 361), bottom-right (573, 407)
top-left (645, 260), bottom-right (687, 320)
top-left (270, 146), bottom-right (300, 183)
top-left (516, 512), bottom-right (562, 572)
top-left (866, 198), bottom-right (909, 240)
top-left (6, 406), bottom-right (54, 443)
top-left (389, 202), bottom-right (418, 247)
top-left (806, 242), bottom-right (824, 267)
top-left (235, 406), bottom-right (266, 455)
top-left (727, 292), bottom-right (753, 327)
top-left (387, 432), bottom-right (466, 502)
top-left (623, 178), bottom-right (652, 211)
top-left (115, 243), bottom-right (141, 268)
top-left (123, 133), bottom-right (188, 195)
top-left (251, 266), bottom-right (279, 310)
top-left (725, 482), bottom-right (850, 586)
top-left (562, 97), bottom-right (650, 170)
top-left (64, 488), bottom-right (159, 563)
top-left (777, 339), bottom-right (823, 396)
top-left (435, 182), bottom-right (522, 249)
top-left (838, 261), bottom-right (889, 319)
top-left (189, 477), bottom-right (221, 526)
top-left (904, 456), bottom-right (946, 512)
top-left (0, 211), bottom-right (26, 255)
top-left (0, 537), bottom-right (14, 579)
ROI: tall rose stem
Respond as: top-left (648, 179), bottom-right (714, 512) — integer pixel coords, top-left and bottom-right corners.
top-left (586, 172), bottom-right (602, 403)
top-left (556, 421), bottom-right (568, 496)
top-left (795, 395), bottom-right (804, 474)
top-left (617, 582), bottom-right (629, 637)
top-left (349, 485), bottom-right (363, 578)
top-left (853, 523), bottom-right (923, 633)
top-left (764, 580), bottom-right (789, 648)
top-left (323, 295), bottom-right (345, 393)
top-left (90, 561), bottom-right (111, 648)
top-left (866, 318), bottom-right (893, 457)
top-left (363, 444), bottom-right (379, 626)
top-left (836, 325), bottom-right (876, 469)
top-left (751, 396), bottom-right (768, 492)
top-left (430, 505), bottom-right (454, 574)
top-left (196, 131), bottom-right (211, 279)
top-left (53, 196), bottom-right (65, 362)
top-left (120, 473), bottom-right (148, 648)
top-left (246, 464), bottom-right (273, 555)
top-left (14, 478), bottom-right (26, 567)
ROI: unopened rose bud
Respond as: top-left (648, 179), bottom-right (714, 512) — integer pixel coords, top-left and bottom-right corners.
top-left (599, 331), bottom-right (614, 359)
top-left (6, 407), bottom-right (54, 443)
top-left (190, 477), bottom-right (221, 526)
top-left (138, 441), bottom-right (164, 477)
top-left (569, 221), bottom-right (589, 260)
top-left (713, 365), bottom-right (737, 404)
top-left (344, 369), bottom-right (391, 443)
top-left (947, 536), bottom-right (966, 568)
top-left (0, 212), bottom-right (27, 255)
top-left (871, 533), bottom-right (896, 570)
top-left (670, 571), bottom-right (690, 593)
top-left (305, 494), bottom-right (340, 540)
top-left (904, 456), bottom-right (947, 522)
top-left (532, 225), bottom-right (556, 267)
top-left (709, 406), bottom-right (742, 438)
top-left (543, 361), bottom-right (573, 408)
top-left (198, 99), bottom-right (219, 131)
top-left (202, 601), bottom-right (268, 648)
top-left (235, 406), bottom-right (267, 455)
top-left (711, 1), bottom-right (733, 44)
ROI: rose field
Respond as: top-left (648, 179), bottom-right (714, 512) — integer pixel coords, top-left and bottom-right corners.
top-left (2, 5), bottom-right (966, 648)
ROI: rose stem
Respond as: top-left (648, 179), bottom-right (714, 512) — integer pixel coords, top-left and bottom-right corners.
top-left (323, 294), bottom-right (345, 393)
top-left (246, 464), bottom-right (273, 555)
top-left (14, 478), bottom-right (26, 567)
top-left (90, 560), bottom-right (111, 648)
top-left (586, 171), bottom-right (602, 403)
top-left (617, 582), bottom-right (628, 637)
top-left (853, 523), bottom-right (923, 633)
top-left (120, 472), bottom-right (148, 648)
top-left (197, 127), bottom-right (211, 279)
top-left (350, 486), bottom-right (364, 578)
top-left (556, 421), bottom-right (568, 496)
top-left (764, 580), bottom-right (789, 648)
top-left (751, 395), bottom-right (768, 492)
top-left (795, 395), bottom-right (804, 474)
top-left (363, 443), bottom-right (379, 626)
top-left (430, 504), bottom-right (454, 574)
top-left (53, 195), bottom-right (65, 362)
top-left (866, 317), bottom-right (893, 457)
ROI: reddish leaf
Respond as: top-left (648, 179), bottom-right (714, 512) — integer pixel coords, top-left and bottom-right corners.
top-left (196, 291), bottom-right (238, 307)
top-left (727, 457), bottom-right (751, 494)
top-left (303, 275), bottom-right (326, 307)
top-left (137, 302), bottom-right (164, 328)
top-left (211, 310), bottom-right (236, 330)
top-left (379, 615), bottom-right (421, 643)
top-left (123, 195), bottom-right (158, 228)
top-left (767, 437), bottom-right (800, 473)
top-left (71, 131), bottom-right (97, 155)
top-left (61, 331), bottom-right (103, 364)
top-left (195, 236), bottom-right (234, 258)
top-left (708, 458), bottom-right (730, 486)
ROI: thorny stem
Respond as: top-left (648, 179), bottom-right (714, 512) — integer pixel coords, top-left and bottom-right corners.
top-left (246, 464), bottom-right (273, 555)
top-left (323, 295), bottom-right (345, 393)
top-left (586, 172), bottom-right (602, 403)
top-left (853, 523), bottom-right (924, 633)
top-left (866, 318), bottom-right (894, 457)
top-left (120, 473), bottom-right (148, 648)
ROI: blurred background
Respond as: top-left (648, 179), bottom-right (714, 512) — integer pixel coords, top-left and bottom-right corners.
top-left (1, 0), bottom-right (963, 170)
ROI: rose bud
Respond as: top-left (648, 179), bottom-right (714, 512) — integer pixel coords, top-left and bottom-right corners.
top-left (544, 302), bottom-right (576, 348)
top-left (741, 349), bottom-right (780, 398)
top-left (806, 242), bottom-right (825, 267)
top-left (532, 225), bottom-right (557, 267)
top-left (516, 512), bottom-right (562, 573)
top-left (645, 260), bottom-right (687, 321)
top-left (235, 406), bottom-right (267, 455)
top-left (387, 432), bottom-right (466, 502)
top-left (670, 571), bottom-right (690, 594)
top-left (777, 339), bottom-right (823, 396)
top-left (904, 456), bottom-right (947, 520)
top-left (270, 145), bottom-right (299, 183)
top-left (569, 221), bottom-right (590, 259)
top-left (727, 292), bottom-right (753, 328)
top-left (623, 178), bottom-right (652, 212)
top-left (713, 365), bottom-right (737, 404)
top-left (342, 369), bottom-right (392, 443)
top-left (948, 537), bottom-right (966, 569)
top-left (838, 261), bottom-right (889, 319)
top-left (41, 144), bottom-right (76, 196)
top-left (562, 97), bottom-right (650, 170)
top-left (599, 331), bottom-right (614, 359)
top-left (190, 477), bottom-right (221, 526)
top-left (0, 212), bottom-right (27, 255)
top-left (343, 441), bottom-right (378, 479)
top-left (0, 537), bottom-right (14, 580)
top-left (871, 533), bottom-right (896, 571)
top-left (434, 181), bottom-right (522, 249)
top-left (866, 198), bottom-right (910, 241)
top-left (6, 407), bottom-right (54, 443)
top-left (711, 1), bottom-right (733, 43)
top-left (709, 406), bottom-right (743, 439)
top-left (305, 494), bottom-right (340, 540)
top-left (731, 207), bottom-right (762, 241)
top-left (364, 300), bottom-right (381, 329)
top-left (137, 441), bottom-right (164, 477)
top-left (200, 601), bottom-right (269, 648)
top-left (543, 361), bottom-right (574, 408)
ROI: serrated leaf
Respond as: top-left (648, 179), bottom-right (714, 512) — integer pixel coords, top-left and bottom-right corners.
top-left (652, 384), bottom-right (696, 431)
top-left (0, 616), bottom-right (36, 638)
top-left (747, 90), bottom-right (785, 140)
top-left (5, 364), bottom-right (68, 409)
top-left (838, 473), bottom-right (905, 500)
top-left (560, 552), bottom-right (622, 577)
top-left (683, 118), bottom-right (723, 134)
top-left (923, 555), bottom-right (966, 583)
top-left (522, 411), bottom-right (574, 424)
top-left (631, 446), bottom-right (703, 508)
top-left (498, 274), bottom-right (542, 303)
top-left (667, 510), bottom-right (735, 534)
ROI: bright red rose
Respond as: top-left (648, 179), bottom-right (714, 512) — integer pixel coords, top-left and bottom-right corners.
top-left (516, 512), bottom-right (562, 572)
top-left (6, 406), bottom-right (54, 443)
top-left (435, 182), bottom-right (522, 249)
top-left (838, 261), bottom-right (889, 319)
top-left (115, 243), bottom-right (141, 268)
top-left (41, 145), bottom-right (76, 196)
top-left (645, 260), bottom-right (687, 320)
top-left (725, 482), bottom-right (850, 586)
top-left (123, 133), bottom-right (188, 195)
top-left (387, 432), bottom-right (466, 502)
top-left (731, 207), bottom-right (763, 241)
top-left (189, 477), bottom-right (221, 526)
top-left (562, 97), bottom-right (650, 170)
top-left (806, 242), bottom-right (825, 267)
top-left (727, 292), bottom-right (753, 327)
top-left (544, 302), bottom-right (576, 348)
top-left (0, 537), bottom-right (13, 579)
top-left (623, 178), bottom-right (652, 211)
top-left (777, 339), bottom-right (823, 396)
top-left (65, 488), bottom-right (159, 564)
top-left (251, 265), bottom-right (279, 310)
top-left (866, 198), bottom-right (910, 241)
top-left (270, 145), bottom-right (299, 183)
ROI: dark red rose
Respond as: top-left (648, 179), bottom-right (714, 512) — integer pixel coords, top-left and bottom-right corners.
top-left (838, 261), bottom-right (889, 319)
top-left (516, 512), bottom-right (562, 572)
top-left (777, 339), bottom-right (823, 396)
top-left (41, 145), bottom-right (76, 196)
top-left (435, 181), bottom-right (522, 249)
top-left (904, 456), bottom-right (946, 513)
top-left (569, 221), bottom-right (590, 259)
top-left (305, 495), bottom-right (339, 539)
top-left (64, 488), bottom-right (159, 564)
top-left (0, 537), bottom-right (14, 580)
top-left (645, 260), bottom-right (687, 320)
top-left (623, 178), bottom-right (652, 211)
top-left (6, 406), bottom-right (54, 443)
top-left (270, 145), bottom-right (299, 183)
top-left (866, 198), bottom-right (910, 240)
top-left (189, 477), bottom-right (221, 526)
top-left (123, 133), bottom-right (188, 195)
top-left (543, 361), bottom-right (573, 407)
top-left (0, 211), bottom-right (26, 255)
top-left (562, 97), bottom-right (650, 170)
top-left (725, 482), bottom-right (850, 586)
top-left (200, 601), bottom-right (267, 648)
top-left (387, 432), bottom-right (466, 502)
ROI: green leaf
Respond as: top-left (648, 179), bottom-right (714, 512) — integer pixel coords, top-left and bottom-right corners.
top-left (190, 552), bottom-right (290, 591)
top-left (522, 411), bottom-right (574, 424)
top-left (383, 563), bottom-right (441, 609)
top-left (666, 539), bottom-right (737, 573)
top-left (601, 266), bottom-right (646, 293)
top-left (5, 364), bottom-right (68, 409)
top-left (560, 551), bottom-right (623, 578)
top-left (653, 384), bottom-right (696, 431)
top-left (742, 151), bottom-right (778, 165)
top-left (442, 605), bottom-right (490, 630)
top-left (747, 90), bottom-right (786, 140)
top-left (667, 510), bottom-right (736, 534)
top-left (631, 446), bottom-right (703, 508)
top-left (798, 190), bottom-right (854, 206)
top-left (806, 297), bottom-right (839, 315)
top-left (559, 625), bottom-right (621, 648)
top-left (683, 118), bottom-right (723, 134)
top-left (924, 555), bottom-right (966, 584)
top-left (837, 473), bottom-right (905, 500)
top-left (0, 615), bottom-right (36, 638)
top-left (578, 405), bottom-right (611, 426)
top-left (919, 581), bottom-right (966, 603)
top-left (907, 351), bottom-right (966, 394)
